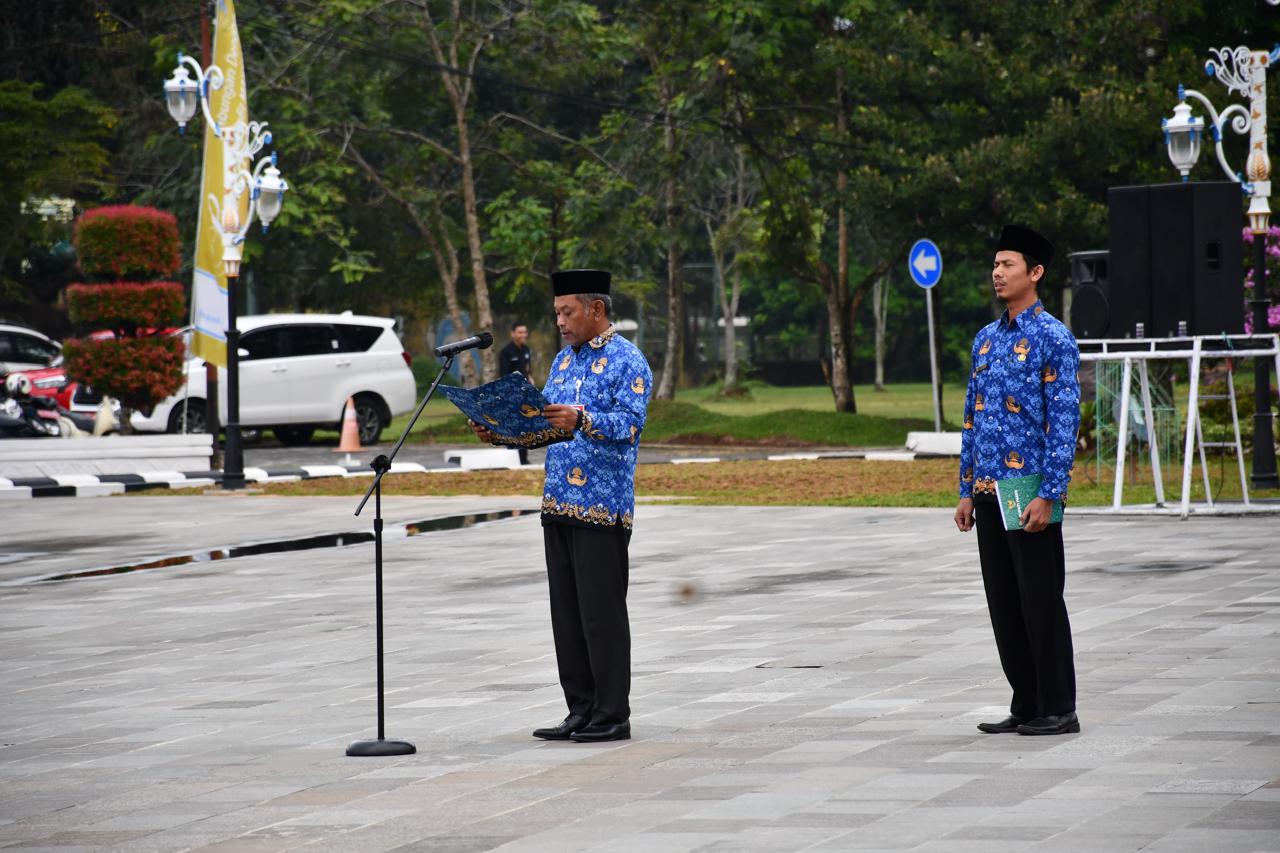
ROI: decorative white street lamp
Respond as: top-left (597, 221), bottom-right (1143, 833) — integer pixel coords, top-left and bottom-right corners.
top-left (1162, 44), bottom-right (1280, 488)
top-left (164, 51), bottom-right (289, 491)
top-left (1160, 95), bottom-right (1204, 180)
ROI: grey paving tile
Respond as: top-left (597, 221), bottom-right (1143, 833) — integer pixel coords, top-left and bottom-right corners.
top-left (1, 501), bottom-right (1278, 852)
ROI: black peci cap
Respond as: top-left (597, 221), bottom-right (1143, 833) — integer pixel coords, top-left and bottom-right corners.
top-left (996, 225), bottom-right (1054, 268)
top-left (551, 269), bottom-right (611, 296)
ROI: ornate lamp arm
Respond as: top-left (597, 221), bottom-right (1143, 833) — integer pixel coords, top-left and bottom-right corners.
top-left (222, 121), bottom-right (272, 174)
top-left (177, 53), bottom-right (225, 135)
top-left (1181, 88), bottom-right (1254, 189)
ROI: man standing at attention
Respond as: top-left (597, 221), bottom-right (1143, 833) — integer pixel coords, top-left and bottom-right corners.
top-left (471, 269), bottom-right (651, 743)
top-left (954, 225), bottom-right (1082, 737)
top-left (499, 321), bottom-right (534, 464)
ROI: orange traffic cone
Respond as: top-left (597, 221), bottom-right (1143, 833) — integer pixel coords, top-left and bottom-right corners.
top-left (335, 396), bottom-right (363, 464)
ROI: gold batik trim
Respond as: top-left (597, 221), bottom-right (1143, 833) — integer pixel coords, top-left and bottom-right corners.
top-left (491, 426), bottom-right (574, 449)
top-left (973, 477), bottom-right (998, 496)
top-left (579, 410), bottom-right (607, 441)
top-left (541, 495), bottom-right (631, 529)
top-left (588, 326), bottom-right (617, 349)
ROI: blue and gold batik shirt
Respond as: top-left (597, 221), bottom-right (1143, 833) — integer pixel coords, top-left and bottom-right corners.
top-left (542, 326), bottom-right (653, 529)
top-left (959, 300), bottom-right (1081, 503)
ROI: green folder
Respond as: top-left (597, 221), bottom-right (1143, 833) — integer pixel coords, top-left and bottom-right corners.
top-left (995, 474), bottom-right (1064, 531)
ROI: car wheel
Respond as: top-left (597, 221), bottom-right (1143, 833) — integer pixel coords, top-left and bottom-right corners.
top-left (167, 399), bottom-right (209, 434)
top-left (354, 397), bottom-right (384, 445)
top-left (275, 426), bottom-right (315, 445)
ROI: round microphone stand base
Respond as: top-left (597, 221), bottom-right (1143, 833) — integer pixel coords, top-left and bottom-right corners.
top-left (346, 738), bottom-right (416, 757)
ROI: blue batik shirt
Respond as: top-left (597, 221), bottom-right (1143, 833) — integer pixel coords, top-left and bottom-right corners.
top-left (542, 326), bottom-right (653, 529)
top-left (959, 300), bottom-right (1081, 503)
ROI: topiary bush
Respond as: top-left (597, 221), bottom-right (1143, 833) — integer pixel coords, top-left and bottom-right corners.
top-left (63, 206), bottom-right (187, 432)
top-left (73, 205), bottom-right (181, 281)
top-left (66, 281), bottom-right (185, 334)
top-left (62, 336), bottom-right (186, 417)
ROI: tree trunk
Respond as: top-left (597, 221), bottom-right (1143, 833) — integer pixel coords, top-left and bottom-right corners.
top-left (825, 66), bottom-right (855, 413)
top-left (723, 268), bottom-right (740, 392)
top-left (707, 217), bottom-right (742, 394)
top-left (707, 219), bottom-right (731, 391)
top-left (873, 274), bottom-right (888, 391)
top-left (454, 110), bottom-right (496, 382)
top-left (724, 148), bottom-right (746, 393)
top-left (419, 1), bottom-right (497, 381)
top-left (656, 89), bottom-right (683, 400)
top-left (820, 259), bottom-right (855, 412)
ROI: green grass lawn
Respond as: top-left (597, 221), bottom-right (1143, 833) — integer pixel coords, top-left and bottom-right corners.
top-left (237, 454), bottom-right (1280, 507)
top-left (678, 381), bottom-right (967, 425)
top-left (306, 381), bottom-right (967, 448)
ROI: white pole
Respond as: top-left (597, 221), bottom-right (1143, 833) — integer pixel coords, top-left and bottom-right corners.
top-left (1138, 360), bottom-right (1165, 505)
top-left (1113, 357), bottom-right (1133, 510)
top-left (925, 286), bottom-right (942, 432)
top-left (1180, 338), bottom-right (1203, 519)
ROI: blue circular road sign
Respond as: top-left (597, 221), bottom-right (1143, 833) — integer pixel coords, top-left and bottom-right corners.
top-left (908, 239), bottom-right (943, 288)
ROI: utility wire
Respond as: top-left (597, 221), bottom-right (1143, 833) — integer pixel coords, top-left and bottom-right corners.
top-left (0, 12), bottom-right (203, 57)
top-left (237, 13), bottom-right (875, 161)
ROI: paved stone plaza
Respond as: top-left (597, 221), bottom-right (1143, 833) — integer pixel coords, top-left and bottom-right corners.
top-left (1, 496), bottom-right (1278, 852)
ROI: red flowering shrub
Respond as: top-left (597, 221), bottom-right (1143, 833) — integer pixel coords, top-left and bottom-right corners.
top-left (64, 205), bottom-right (188, 431)
top-left (74, 206), bottom-right (181, 281)
top-left (67, 282), bottom-right (186, 331)
top-left (63, 335), bottom-right (186, 416)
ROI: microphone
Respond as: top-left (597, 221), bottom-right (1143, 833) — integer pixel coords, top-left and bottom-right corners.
top-left (434, 331), bottom-right (493, 358)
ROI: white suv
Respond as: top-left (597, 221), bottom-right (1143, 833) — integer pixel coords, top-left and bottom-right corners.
top-left (131, 313), bottom-right (417, 445)
top-left (0, 322), bottom-right (61, 374)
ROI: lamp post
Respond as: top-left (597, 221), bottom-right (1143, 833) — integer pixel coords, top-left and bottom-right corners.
top-left (164, 53), bottom-right (288, 490)
top-left (1163, 44), bottom-right (1280, 489)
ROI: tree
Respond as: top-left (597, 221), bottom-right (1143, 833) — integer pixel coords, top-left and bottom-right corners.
top-left (720, 1), bottom-right (893, 412)
top-left (697, 145), bottom-right (757, 393)
top-left (62, 206), bottom-right (187, 431)
top-left (0, 81), bottom-right (113, 321)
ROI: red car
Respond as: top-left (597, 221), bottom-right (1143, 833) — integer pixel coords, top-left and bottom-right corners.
top-left (24, 363), bottom-right (105, 414)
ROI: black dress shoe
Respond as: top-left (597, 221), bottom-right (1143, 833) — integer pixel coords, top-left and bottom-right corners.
top-left (977, 715), bottom-right (1026, 734)
top-left (568, 721), bottom-right (630, 742)
top-left (532, 713), bottom-right (588, 740)
top-left (1016, 712), bottom-right (1080, 735)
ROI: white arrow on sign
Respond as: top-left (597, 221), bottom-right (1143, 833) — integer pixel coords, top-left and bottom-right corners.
top-left (912, 247), bottom-right (938, 278)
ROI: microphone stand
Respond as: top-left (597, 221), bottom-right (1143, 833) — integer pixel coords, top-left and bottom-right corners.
top-left (345, 353), bottom-right (455, 757)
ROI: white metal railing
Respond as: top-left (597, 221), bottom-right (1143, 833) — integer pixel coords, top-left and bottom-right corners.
top-left (1078, 334), bottom-right (1280, 517)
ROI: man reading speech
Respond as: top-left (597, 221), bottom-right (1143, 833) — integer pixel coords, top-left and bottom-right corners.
top-left (471, 269), bottom-right (652, 743)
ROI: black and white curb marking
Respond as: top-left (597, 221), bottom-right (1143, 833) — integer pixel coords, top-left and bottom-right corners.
top-left (0, 463), bottom-right (438, 499)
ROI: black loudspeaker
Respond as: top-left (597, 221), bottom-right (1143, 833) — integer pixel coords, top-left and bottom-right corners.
top-left (1161, 181), bottom-right (1243, 337)
top-left (1069, 250), bottom-right (1110, 339)
top-left (1108, 185), bottom-right (1152, 338)
top-left (1107, 181), bottom-right (1244, 338)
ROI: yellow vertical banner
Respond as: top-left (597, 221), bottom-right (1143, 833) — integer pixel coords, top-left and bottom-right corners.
top-left (190, 0), bottom-right (249, 367)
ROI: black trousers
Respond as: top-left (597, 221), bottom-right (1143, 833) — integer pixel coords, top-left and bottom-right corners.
top-left (975, 501), bottom-right (1076, 719)
top-left (543, 522), bottom-right (631, 724)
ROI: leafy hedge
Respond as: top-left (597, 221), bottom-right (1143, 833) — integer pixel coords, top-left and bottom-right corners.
top-left (62, 335), bottom-right (186, 416)
top-left (64, 205), bottom-right (188, 427)
top-left (74, 205), bottom-right (181, 281)
top-left (66, 282), bottom-right (185, 330)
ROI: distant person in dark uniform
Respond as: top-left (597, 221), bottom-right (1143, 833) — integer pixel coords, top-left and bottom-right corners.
top-left (955, 224), bottom-right (1082, 737)
top-left (499, 321), bottom-right (533, 464)
top-left (470, 269), bottom-right (652, 743)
